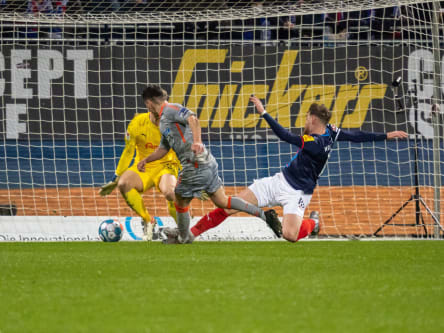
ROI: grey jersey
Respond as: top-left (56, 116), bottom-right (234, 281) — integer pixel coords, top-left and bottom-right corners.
top-left (159, 103), bottom-right (215, 169)
top-left (158, 102), bottom-right (222, 197)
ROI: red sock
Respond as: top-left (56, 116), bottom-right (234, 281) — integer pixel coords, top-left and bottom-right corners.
top-left (296, 219), bottom-right (315, 241)
top-left (191, 208), bottom-right (229, 237)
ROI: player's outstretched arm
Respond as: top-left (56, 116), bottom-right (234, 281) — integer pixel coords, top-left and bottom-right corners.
top-left (99, 141), bottom-right (135, 196)
top-left (250, 95), bottom-right (267, 115)
top-left (250, 95), bottom-right (303, 146)
top-left (99, 174), bottom-right (120, 196)
top-left (337, 129), bottom-right (408, 142)
top-left (386, 131), bottom-right (409, 140)
top-left (137, 147), bottom-right (169, 172)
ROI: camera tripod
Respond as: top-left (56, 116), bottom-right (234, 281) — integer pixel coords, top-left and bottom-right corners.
top-left (373, 81), bottom-right (444, 237)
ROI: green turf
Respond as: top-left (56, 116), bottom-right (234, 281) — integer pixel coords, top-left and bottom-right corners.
top-left (0, 241), bottom-right (443, 332)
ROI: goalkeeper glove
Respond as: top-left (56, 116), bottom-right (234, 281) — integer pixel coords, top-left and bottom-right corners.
top-left (198, 190), bottom-right (210, 201)
top-left (99, 174), bottom-right (120, 196)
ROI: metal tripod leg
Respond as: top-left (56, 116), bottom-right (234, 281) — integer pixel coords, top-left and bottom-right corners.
top-left (374, 194), bottom-right (444, 237)
top-left (373, 195), bottom-right (415, 236)
top-left (419, 196), bottom-right (444, 232)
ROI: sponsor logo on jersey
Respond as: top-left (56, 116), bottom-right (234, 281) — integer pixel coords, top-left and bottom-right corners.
top-left (302, 135), bottom-right (314, 142)
top-left (145, 142), bottom-right (158, 150)
top-left (178, 107), bottom-right (190, 118)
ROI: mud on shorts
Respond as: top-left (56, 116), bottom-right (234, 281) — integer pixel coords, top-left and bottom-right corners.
top-left (175, 159), bottom-right (223, 198)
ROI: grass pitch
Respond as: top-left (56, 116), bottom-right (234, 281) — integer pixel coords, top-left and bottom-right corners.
top-left (0, 241), bottom-right (443, 332)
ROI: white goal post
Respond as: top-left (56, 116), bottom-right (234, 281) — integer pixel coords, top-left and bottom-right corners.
top-left (0, 0), bottom-right (443, 240)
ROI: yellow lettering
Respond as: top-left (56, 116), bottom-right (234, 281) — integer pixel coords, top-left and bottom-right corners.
top-left (186, 84), bottom-right (219, 128)
top-left (296, 85), bottom-right (336, 127)
top-left (331, 85), bottom-right (359, 125)
top-left (170, 49), bottom-right (228, 105)
top-left (212, 84), bottom-right (237, 128)
top-left (265, 50), bottom-right (302, 128)
top-left (230, 84), bottom-right (269, 128)
top-left (230, 61), bottom-right (245, 73)
top-left (342, 84), bottom-right (387, 127)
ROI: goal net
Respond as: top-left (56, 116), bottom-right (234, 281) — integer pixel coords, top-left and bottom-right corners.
top-left (0, 0), bottom-right (443, 240)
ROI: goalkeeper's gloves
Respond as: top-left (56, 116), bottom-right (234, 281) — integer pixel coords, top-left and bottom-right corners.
top-left (198, 190), bottom-right (210, 201)
top-left (99, 174), bottom-right (120, 196)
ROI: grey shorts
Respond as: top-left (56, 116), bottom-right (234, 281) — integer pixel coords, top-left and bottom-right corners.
top-left (175, 159), bottom-right (223, 198)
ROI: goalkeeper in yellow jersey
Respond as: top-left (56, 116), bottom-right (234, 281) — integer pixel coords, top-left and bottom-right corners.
top-left (99, 86), bottom-right (181, 241)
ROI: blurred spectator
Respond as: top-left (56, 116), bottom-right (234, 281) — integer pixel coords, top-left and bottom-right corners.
top-left (324, 12), bottom-right (348, 47)
top-left (277, 15), bottom-right (299, 40)
top-left (25, 0), bottom-right (68, 38)
top-left (53, 0), bottom-right (68, 14)
top-left (371, 6), bottom-right (400, 40)
top-left (397, 3), bottom-right (434, 40)
top-left (243, 0), bottom-right (273, 44)
top-left (27, 0), bottom-right (68, 15)
top-left (28, 0), bottom-right (53, 15)
top-left (347, 10), bottom-right (372, 40)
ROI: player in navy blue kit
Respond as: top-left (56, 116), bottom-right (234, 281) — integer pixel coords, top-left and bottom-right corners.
top-left (190, 95), bottom-right (408, 242)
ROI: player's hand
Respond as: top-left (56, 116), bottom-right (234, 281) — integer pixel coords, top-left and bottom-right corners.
top-left (191, 142), bottom-right (204, 155)
top-left (387, 131), bottom-right (408, 140)
top-left (137, 158), bottom-right (147, 172)
top-left (249, 95), bottom-right (266, 115)
top-left (99, 175), bottom-right (120, 196)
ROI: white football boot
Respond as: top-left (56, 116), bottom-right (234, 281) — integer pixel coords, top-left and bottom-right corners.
top-left (142, 218), bottom-right (155, 241)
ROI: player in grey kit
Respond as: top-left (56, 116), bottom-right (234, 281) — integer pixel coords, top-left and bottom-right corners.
top-left (137, 85), bottom-right (280, 243)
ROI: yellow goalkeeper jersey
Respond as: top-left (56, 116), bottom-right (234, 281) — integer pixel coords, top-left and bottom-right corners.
top-left (115, 112), bottom-right (179, 176)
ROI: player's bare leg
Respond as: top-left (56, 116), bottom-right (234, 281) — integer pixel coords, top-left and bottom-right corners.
top-left (282, 214), bottom-right (303, 242)
top-left (158, 173), bottom-right (177, 223)
top-left (282, 212), bottom-right (319, 242)
top-left (117, 170), bottom-right (154, 241)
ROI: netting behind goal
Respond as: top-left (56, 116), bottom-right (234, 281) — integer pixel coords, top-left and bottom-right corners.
top-left (0, 0), bottom-right (443, 240)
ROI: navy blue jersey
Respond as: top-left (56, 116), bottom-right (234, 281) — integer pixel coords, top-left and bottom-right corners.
top-left (263, 113), bottom-right (387, 194)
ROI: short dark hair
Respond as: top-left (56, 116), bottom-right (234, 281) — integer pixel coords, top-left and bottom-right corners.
top-left (308, 103), bottom-right (332, 125)
top-left (141, 84), bottom-right (168, 102)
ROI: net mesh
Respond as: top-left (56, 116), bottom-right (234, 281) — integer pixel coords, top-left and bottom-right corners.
top-left (0, 0), bottom-right (443, 239)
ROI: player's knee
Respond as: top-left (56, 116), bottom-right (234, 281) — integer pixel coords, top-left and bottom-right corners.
top-left (214, 198), bottom-right (228, 209)
top-left (214, 202), bottom-right (224, 209)
top-left (163, 190), bottom-right (175, 202)
top-left (224, 208), bottom-right (236, 215)
top-left (117, 178), bottom-right (131, 193)
top-left (282, 228), bottom-right (299, 243)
